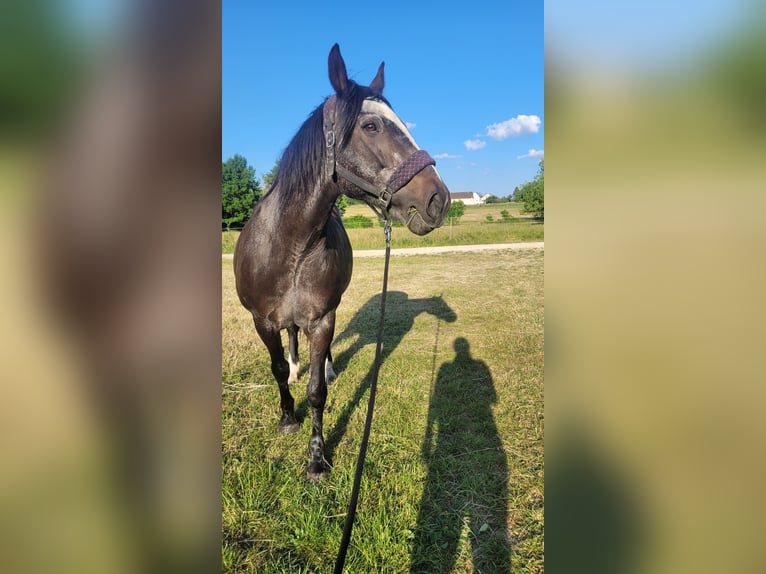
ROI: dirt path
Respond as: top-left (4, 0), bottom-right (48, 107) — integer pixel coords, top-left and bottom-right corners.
top-left (351, 241), bottom-right (544, 258)
top-left (222, 241), bottom-right (543, 260)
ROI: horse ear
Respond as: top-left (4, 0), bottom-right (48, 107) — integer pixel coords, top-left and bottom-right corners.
top-left (328, 43), bottom-right (348, 94)
top-left (369, 61), bottom-right (385, 93)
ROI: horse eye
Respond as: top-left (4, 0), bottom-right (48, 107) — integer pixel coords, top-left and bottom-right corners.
top-left (362, 122), bottom-right (378, 133)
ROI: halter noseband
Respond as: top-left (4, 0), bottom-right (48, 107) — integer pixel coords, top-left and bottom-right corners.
top-left (323, 95), bottom-right (436, 217)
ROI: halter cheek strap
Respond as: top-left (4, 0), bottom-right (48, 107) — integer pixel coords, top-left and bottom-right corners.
top-left (323, 96), bottom-right (436, 213)
top-left (324, 96), bottom-right (338, 182)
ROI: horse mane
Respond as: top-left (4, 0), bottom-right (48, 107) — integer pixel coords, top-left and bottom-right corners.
top-left (266, 81), bottom-right (389, 209)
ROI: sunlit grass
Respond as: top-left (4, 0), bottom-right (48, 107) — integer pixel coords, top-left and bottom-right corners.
top-left (222, 249), bottom-right (544, 572)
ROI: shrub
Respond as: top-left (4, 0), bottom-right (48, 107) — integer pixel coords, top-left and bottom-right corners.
top-left (500, 209), bottom-right (516, 222)
top-left (336, 195), bottom-right (350, 215)
top-left (343, 214), bottom-right (374, 228)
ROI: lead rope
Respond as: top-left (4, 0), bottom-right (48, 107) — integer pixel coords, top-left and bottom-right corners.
top-left (333, 219), bottom-right (392, 574)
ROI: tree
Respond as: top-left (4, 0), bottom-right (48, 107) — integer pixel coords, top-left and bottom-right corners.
top-left (444, 200), bottom-right (466, 240)
top-left (262, 160), bottom-right (279, 191)
top-left (336, 195), bottom-right (351, 216)
top-left (263, 160), bottom-right (351, 215)
top-left (515, 159), bottom-right (544, 219)
top-left (259, 158), bottom-right (350, 216)
top-left (447, 200), bottom-right (466, 224)
top-left (222, 154), bottom-right (262, 229)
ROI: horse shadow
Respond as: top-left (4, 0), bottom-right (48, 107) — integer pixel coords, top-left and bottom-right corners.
top-left (410, 337), bottom-right (511, 573)
top-left (306, 291), bottom-right (457, 464)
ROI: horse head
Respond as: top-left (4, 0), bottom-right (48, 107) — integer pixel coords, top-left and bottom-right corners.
top-left (324, 44), bottom-right (451, 235)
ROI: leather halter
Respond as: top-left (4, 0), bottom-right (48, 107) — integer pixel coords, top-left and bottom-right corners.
top-left (323, 95), bottom-right (436, 217)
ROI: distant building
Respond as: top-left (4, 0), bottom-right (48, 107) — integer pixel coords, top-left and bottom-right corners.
top-left (449, 191), bottom-right (484, 205)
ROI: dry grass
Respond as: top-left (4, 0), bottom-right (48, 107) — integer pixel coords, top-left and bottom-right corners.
top-left (222, 248), bottom-right (544, 573)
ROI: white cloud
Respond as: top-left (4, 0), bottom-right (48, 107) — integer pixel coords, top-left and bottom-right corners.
top-left (405, 121), bottom-right (416, 130)
top-left (486, 114), bottom-right (541, 140)
top-left (464, 139), bottom-right (486, 150)
top-left (434, 153), bottom-right (462, 159)
top-left (517, 148), bottom-right (544, 160)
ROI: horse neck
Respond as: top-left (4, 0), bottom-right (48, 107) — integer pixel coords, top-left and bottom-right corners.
top-left (275, 180), bottom-right (340, 240)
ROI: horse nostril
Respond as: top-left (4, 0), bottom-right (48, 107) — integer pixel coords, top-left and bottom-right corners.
top-left (426, 192), bottom-right (445, 220)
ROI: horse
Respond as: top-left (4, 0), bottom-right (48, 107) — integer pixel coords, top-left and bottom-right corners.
top-left (233, 44), bottom-right (450, 479)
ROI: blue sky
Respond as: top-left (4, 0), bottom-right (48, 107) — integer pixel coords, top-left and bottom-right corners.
top-left (60, 0), bottom-right (749, 199)
top-left (222, 1), bottom-right (544, 197)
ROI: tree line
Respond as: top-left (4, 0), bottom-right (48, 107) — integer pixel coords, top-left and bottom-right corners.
top-left (222, 154), bottom-right (543, 229)
top-left (483, 159), bottom-right (544, 219)
top-left (222, 154), bottom-right (352, 230)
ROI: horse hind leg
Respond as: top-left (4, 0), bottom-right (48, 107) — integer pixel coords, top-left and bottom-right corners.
top-left (325, 348), bottom-right (337, 384)
top-left (287, 325), bottom-right (300, 385)
top-left (253, 318), bottom-right (299, 434)
top-left (306, 312), bottom-right (336, 480)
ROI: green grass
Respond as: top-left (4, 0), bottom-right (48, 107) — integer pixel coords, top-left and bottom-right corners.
top-left (222, 203), bottom-right (543, 253)
top-left (222, 249), bottom-right (544, 573)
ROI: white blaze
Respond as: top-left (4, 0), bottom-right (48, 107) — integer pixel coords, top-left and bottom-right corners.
top-left (361, 99), bottom-right (419, 149)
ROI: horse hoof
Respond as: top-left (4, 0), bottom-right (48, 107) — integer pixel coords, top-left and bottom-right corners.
top-left (278, 420), bottom-right (300, 435)
top-left (306, 463), bottom-right (329, 481)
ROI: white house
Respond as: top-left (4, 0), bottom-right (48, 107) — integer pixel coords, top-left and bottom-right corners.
top-left (449, 191), bottom-right (484, 206)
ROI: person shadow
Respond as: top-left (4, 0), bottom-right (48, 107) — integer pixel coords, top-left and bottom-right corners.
top-left (410, 337), bottom-right (511, 573)
top-left (320, 291), bottom-right (457, 464)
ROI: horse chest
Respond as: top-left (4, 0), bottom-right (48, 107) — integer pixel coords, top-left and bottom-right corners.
top-left (250, 243), bottom-right (350, 329)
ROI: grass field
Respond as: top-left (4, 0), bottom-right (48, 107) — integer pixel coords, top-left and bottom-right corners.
top-left (222, 248), bottom-right (544, 572)
top-left (222, 202), bottom-right (543, 253)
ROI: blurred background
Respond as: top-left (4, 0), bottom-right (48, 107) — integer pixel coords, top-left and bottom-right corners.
top-left (2, 0), bottom-right (766, 572)
top-left (1, 1), bottom-right (220, 573)
top-left (546, 0), bottom-right (766, 572)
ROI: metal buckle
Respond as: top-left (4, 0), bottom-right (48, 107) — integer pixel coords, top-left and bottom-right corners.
top-left (325, 129), bottom-right (335, 148)
top-left (377, 188), bottom-right (393, 209)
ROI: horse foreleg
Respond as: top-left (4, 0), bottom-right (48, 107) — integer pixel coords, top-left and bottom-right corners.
top-left (253, 318), bottom-right (299, 434)
top-left (287, 324), bottom-right (300, 385)
top-left (306, 312), bottom-right (335, 479)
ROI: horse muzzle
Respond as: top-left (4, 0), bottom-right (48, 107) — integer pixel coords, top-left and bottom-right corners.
top-left (395, 168), bottom-right (451, 235)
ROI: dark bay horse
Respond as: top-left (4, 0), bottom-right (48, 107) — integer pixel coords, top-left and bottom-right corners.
top-left (234, 44), bottom-right (450, 479)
